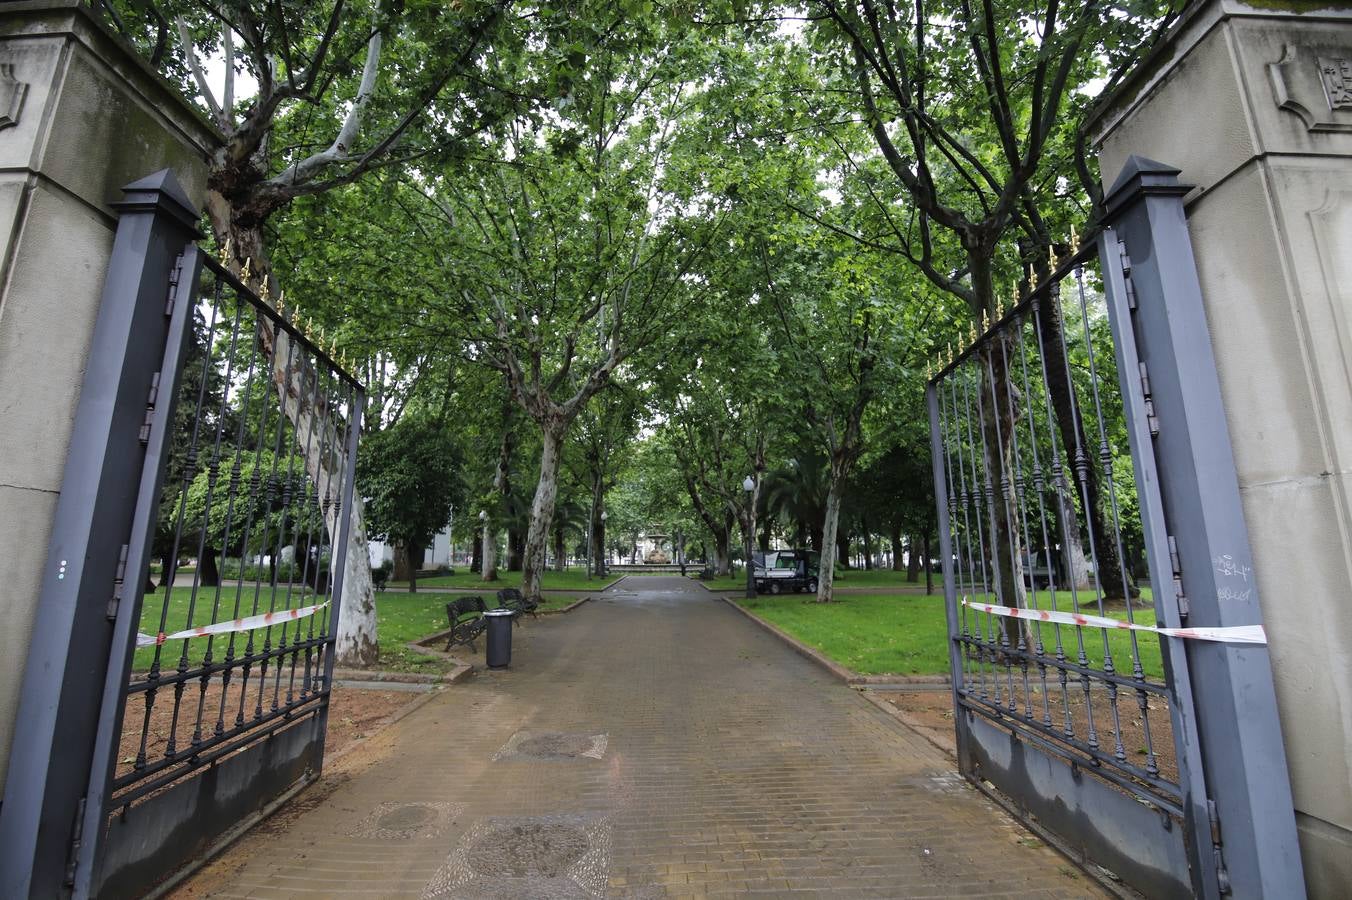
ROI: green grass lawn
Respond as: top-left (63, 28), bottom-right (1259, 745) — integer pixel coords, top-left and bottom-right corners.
top-left (697, 568), bottom-right (940, 593)
top-left (393, 569), bottom-right (616, 591)
top-left (134, 585), bottom-right (579, 675)
top-left (829, 568), bottom-right (942, 589)
top-left (133, 584), bottom-right (325, 673)
top-left (693, 574), bottom-right (749, 591)
top-left (736, 590), bottom-right (1164, 678)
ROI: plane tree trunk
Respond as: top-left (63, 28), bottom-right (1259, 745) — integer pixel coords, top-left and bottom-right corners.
top-left (1037, 290), bottom-right (1130, 599)
top-left (816, 478), bottom-right (845, 602)
top-left (522, 421), bottom-right (566, 602)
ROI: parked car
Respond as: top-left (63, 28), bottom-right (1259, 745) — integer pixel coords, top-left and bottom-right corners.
top-left (753, 549), bottom-right (820, 594)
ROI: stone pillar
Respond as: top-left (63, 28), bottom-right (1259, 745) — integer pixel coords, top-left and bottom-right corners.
top-left (0, 1), bottom-right (219, 792)
top-left (1087, 3), bottom-right (1352, 895)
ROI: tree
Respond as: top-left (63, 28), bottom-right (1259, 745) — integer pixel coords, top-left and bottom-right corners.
top-left (358, 418), bottom-right (462, 594)
top-left (794, 0), bottom-right (1176, 611)
top-left (100, 0), bottom-right (537, 665)
top-left (403, 16), bottom-right (734, 604)
top-left (565, 384), bottom-right (641, 578)
top-left (753, 219), bottom-right (909, 601)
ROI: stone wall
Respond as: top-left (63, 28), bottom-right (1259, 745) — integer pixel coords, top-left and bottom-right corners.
top-left (1088, 2), bottom-right (1352, 895)
top-left (0, 0), bottom-right (219, 791)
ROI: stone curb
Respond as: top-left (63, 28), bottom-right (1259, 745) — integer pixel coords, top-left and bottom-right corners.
top-left (717, 596), bottom-right (951, 687)
top-left (720, 596), bottom-right (858, 682)
top-left (330, 667), bottom-right (459, 684)
top-left (382, 575), bottom-right (624, 594)
top-left (856, 690), bottom-right (957, 757)
top-left (540, 595), bottom-right (594, 615)
top-left (403, 597), bottom-right (590, 675)
top-left (324, 684), bottom-right (449, 766)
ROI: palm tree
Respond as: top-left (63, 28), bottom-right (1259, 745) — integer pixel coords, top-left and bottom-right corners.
top-left (761, 454), bottom-right (831, 552)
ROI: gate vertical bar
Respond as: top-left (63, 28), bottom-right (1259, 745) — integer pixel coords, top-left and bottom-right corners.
top-left (927, 383), bottom-right (967, 762)
top-left (0, 171), bottom-right (201, 899)
top-left (1099, 156), bottom-right (1304, 897)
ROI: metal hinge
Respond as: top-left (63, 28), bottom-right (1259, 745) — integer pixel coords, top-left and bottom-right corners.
top-left (64, 795), bottom-right (87, 886)
top-left (1118, 240), bottom-right (1138, 310)
top-left (139, 370), bottom-right (163, 443)
top-left (1208, 798), bottom-right (1232, 893)
top-left (1167, 535), bottom-right (1188, 620)
top-left (109, 543), bottom-right (128, 619)
top-left (166, 254), bottom-right (184, 316)
top-left (1138, 361), bottom-right (1159, 436)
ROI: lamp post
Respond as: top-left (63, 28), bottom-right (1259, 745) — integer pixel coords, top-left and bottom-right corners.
top-left (586, 495), bottom-right (595, 580)
top-left (743, 475), bottom-right (756, 599)
top-left (599, 510), bottom-right (608, 577)
top-left (479, 509), bottom-right (495, 581)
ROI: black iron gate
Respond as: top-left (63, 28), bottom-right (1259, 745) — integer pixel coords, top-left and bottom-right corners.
top-left (925, 159), bottom-right (1303, 898)
top-left (926, 235), bottom-right (1205, 897)
top-left (0, 171), bottom-right (364, 899)
top-left (85, 251), bottom-right (364, 897)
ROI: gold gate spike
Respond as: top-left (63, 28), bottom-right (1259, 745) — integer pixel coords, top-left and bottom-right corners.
top-left (218, 237), bottom-right (232, 265)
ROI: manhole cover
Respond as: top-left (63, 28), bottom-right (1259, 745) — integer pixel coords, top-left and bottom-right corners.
top-left (380, 805), bottom-right (434, 830)
top-left (494, 731), bottom-right (608, 761)
top-left (466, 823), bottom-right (589, 877)
top-left (430, 876), bottom-right (594, 899)
top-left (351, 800), bottom-right (463, 840)
top-left (422, 815), bottom-right (612, 899)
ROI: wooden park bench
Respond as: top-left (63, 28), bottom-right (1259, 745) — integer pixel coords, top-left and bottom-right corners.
top-left (444, 596), bottom-right (487, 651)
top-left (496, 587), bottom-right (540, 622)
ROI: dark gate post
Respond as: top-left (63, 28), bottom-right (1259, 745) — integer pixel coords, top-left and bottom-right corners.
top-left (0, 172), bottom-right (201, 898)
top-left (1099, 156), bottom-right (1305, 898)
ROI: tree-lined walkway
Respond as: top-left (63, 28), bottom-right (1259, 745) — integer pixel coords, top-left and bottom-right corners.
top-left (181, 577), bottom-right (1098, 898)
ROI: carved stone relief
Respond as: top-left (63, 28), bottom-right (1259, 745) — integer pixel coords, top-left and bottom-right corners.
top-left (1268, 44), bottom-right (1352, 133)
top-left (0, 64), bottom-right (27, 131)
top-left (1319, 56), bottom-right (1352, 111)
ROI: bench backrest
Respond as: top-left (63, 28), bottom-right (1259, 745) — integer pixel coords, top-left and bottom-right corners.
top-left (446, 596), bottom-right (486, 622)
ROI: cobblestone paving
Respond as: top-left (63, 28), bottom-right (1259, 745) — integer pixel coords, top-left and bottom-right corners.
top-left (196, 577), bottom-right (1102, 899)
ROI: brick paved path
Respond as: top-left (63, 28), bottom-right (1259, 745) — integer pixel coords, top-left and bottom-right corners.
top-left (190, 576), bottom-right (1100, 899)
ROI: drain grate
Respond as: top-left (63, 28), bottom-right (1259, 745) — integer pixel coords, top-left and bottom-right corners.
top-left (421, 814), bottom-right (611, 899)
top-left (351, 800), bottom-right (463, 840)
top-left (494, 731), bottom-right (608, 762)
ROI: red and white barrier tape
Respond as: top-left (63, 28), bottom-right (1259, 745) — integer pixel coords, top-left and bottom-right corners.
top-left (962, 598), bottom-right (1266, 645)
top-left (137, 601), bottom-right (330, 647)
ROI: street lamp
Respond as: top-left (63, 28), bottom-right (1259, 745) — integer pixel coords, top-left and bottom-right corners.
top-left (479, 509), bottom-right (489, 577)
top-left (743, 475), bottom-right (756, 599)
top-left (599, 510), bottom-right (608, 576)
